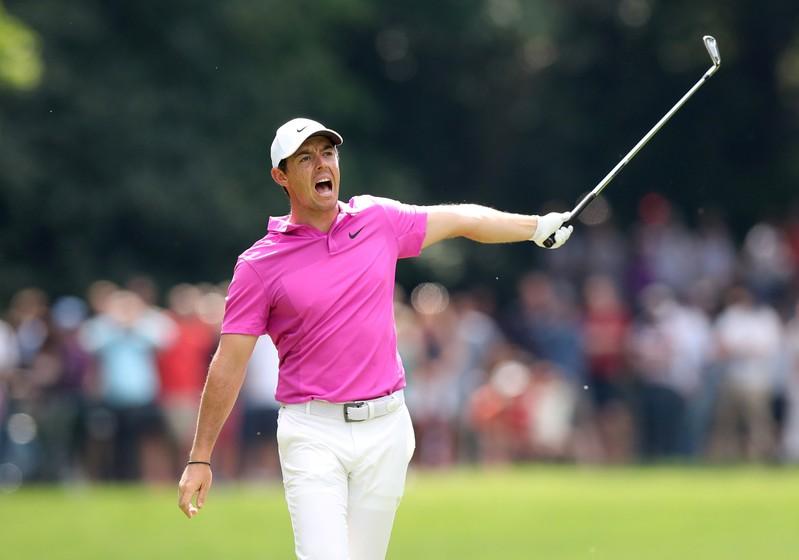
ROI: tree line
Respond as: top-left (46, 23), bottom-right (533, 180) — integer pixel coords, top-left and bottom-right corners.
top-left (1, 0), bottom-right (798, 300)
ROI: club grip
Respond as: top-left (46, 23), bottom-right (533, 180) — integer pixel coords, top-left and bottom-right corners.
top-left (542, 191), bottom-right (597, 247)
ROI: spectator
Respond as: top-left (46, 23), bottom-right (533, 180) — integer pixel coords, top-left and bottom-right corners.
top-left (0, 315), bottom-right (19, 423)
top-left (741, 223), bottom-right (794, 305)
top-left (8, 288), bottom-right (49, 368)
top-left (711, 285), bottom-right (783, 462)
top-left (79, 289), bottom-right (175, 480)
top-left (470, 358), bottom-right (535, 464)
top-left (469, 355), bottom-right (577, 463)
top-left (404, 284), bottom-right (462, 467)
top-left (451, 290), bottom-right (504, 461)
top-left (157, 284), bottom-right (215, 470)
top-left (507, 272), bottom-right (585, 386)
top-left (8, 194), bottom-right (799, 480)
top-left (526, 360), bottom-right (579, 460)
top-left (394, 285), bottom-right (425, 378)
top-left (633, 194), bottom-right (696, 298)
top-left (584, 221), bottom-right (630, 287)
top-left (0, 315), bottom-right (20, 472)
top-left (695, 209), bottom-right (737, 295)
top-left (2, 289), bottom-right (51, 479)
top-left (784, 206), bottom-right (799, 274)
top-left (626, 285), bottom-right (685, 461)
top-left (190, 283), bottom-right (240, 480)
top-left (582, 274), bottom-right (634, 463)
top-left (28, 296), bottom-right (91, 480)
top-left (238, 335), bottom-right (281, 479)
top-left (648, 287), bottom-right (715, 458)
top-left (780, 300), bottom-right (799, 461)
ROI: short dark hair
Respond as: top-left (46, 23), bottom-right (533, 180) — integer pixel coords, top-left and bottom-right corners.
top-left (276, 160), bottom-right (289, 198)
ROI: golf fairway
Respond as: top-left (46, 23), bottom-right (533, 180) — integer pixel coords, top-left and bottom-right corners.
top-left (1, 466), bottom-right (797, 559)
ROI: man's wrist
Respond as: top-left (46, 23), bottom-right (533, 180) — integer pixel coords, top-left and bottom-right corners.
top-left (188, 450), bottom-right (212, 464)
top-left (529, 215), bottom-right (541, 242)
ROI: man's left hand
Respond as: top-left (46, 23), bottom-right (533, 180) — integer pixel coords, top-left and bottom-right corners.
top-left (531, 212), bottom-right (573, 249)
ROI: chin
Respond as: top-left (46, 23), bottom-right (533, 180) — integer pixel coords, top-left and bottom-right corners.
top-left (315, 198), bottom-right (339, 211)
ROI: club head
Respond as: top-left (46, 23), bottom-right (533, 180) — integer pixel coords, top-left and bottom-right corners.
top-left (703, 35), bottom-right (721, 67)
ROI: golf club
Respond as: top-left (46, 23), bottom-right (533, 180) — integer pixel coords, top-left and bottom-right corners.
top-left (543, 35), bottom-right (721, 247)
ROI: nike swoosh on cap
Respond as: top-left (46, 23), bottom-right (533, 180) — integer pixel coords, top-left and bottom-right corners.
top-left (296, 126), bottom-right (307, 132)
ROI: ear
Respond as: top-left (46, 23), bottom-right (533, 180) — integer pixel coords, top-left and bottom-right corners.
top-left (271, 167), bottom-right (289, 188)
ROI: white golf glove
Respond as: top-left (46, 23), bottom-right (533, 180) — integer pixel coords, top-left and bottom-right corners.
top-left (530, 211), bottom-right (573, 249)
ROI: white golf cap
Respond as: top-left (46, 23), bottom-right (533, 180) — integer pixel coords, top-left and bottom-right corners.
top-left (270, 117), bottom-right (343, 169)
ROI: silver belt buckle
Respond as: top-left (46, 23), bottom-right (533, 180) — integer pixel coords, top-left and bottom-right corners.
top-left (343, 401), bottom-right (367, 422)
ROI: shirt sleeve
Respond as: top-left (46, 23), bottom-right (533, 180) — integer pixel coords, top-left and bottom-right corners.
top-left (373, 196), bottom-right (428, 259)
top-left (221, 259), bottom-right (269, 336)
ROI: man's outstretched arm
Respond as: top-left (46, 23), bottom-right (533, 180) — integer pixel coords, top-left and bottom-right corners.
top-left (421, 204), bottom-right (572, 250)
top-left (178, 333), bottom-right (258, 519)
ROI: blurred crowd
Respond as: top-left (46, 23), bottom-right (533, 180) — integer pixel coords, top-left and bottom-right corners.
top-left (2, 194), bottom-right (799, 486)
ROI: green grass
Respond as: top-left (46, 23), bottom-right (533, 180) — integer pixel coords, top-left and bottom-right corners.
top-left (2, 466), bottom-right (798, 559)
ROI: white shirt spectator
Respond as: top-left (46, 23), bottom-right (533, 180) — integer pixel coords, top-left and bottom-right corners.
top-left (715, 302), bottom-right (783, 392)
top-left (242, 335), bottom-right (280, 408)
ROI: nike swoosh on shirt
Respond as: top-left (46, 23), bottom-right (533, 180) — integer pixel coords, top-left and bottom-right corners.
top-left (348, 227), bottom-right (365, 239)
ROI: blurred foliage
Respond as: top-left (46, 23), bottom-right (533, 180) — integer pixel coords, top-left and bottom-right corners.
top-left (0, 1), bottom-right (41, 90)
top-left (1, 0), bottom-right (799, 300)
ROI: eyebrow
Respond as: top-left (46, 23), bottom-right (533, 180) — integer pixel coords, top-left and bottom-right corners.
top-left (293, 142), bottom-right (335, 159)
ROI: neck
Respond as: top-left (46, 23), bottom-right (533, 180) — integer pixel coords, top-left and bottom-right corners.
top-left (288, 205), bottom-right (339, 233)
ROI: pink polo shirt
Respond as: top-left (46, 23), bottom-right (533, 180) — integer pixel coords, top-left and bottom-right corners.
top-left (221, 195), bottom-right (427, 404)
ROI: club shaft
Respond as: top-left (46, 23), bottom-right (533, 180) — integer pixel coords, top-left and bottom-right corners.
top-left (570, 63), bottom-right (720, 218)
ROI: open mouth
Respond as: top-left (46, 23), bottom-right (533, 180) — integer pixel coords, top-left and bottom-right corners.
top-left (315, 179), bottom-right (333, 195)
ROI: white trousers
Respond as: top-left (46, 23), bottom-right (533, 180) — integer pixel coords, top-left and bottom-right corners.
top-left (277, 401), bottom-right (415, 560)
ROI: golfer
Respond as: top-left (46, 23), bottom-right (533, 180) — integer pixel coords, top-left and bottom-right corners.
top-left (178, 118), bottom-right (573, 559)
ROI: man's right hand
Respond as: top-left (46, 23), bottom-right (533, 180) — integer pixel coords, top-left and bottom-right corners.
top-left (178, 463), bottom-right (213, 519)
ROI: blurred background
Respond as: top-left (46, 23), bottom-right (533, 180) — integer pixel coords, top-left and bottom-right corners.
top-left (2, 0), bottom-right (799, 490)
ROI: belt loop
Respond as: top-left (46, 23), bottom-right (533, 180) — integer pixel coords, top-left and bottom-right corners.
top-left (305, 401), bottom-right (311, 415)
top-left (367, 401), bottom-right (376, 420)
